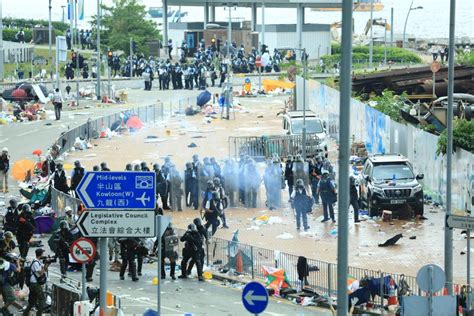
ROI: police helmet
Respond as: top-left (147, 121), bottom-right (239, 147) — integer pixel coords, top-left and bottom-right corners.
top-left (188, 223), bottom-right (197, 231)
top-left (185, 162), bottom-right (193, 169)
top-left (322, 169), bottom-right (330, 176)
top-left (207, 180), bottom-right (214, 189)
top-left (22, 204), bottom-right (31, 213)
top-left (153, 163), bottom-right (160, 171)
top-left (92, 165), bottom-right (100, 171)
top-left (100, 162), bottom-right (108, 168)
top-left (9, 199), bottom-right (17, 208)
top-left (296, 179), bottom-right (304, 187)
top-left (74, 160), bottom-right (81, 167)
top-left (213, 177), bottom-right (221, 186)
top-left (134, 164), bottom-right (141, 171)
top-left (287, 155), bottom-right (294, 161)
top-left (140, 161), bottom-right (148, 168)
top-left (125, 163), bottom-right (133, 171)
top-left (193, 218), bottom-right (202, 226)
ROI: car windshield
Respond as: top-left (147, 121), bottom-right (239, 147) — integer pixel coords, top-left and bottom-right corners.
top-left (372, 163), bottom-right (414, 181)
top-left (291, 118), bottom-right (324, 134)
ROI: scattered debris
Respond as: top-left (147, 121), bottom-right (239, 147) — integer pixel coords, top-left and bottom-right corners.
top-left (276, 232), bottom-right (294, 240)
top-left (378, 234), bottom-right (403, 247)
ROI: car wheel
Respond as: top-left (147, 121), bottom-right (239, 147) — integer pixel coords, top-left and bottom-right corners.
top-left (368, 195), bottom-right (379, 217)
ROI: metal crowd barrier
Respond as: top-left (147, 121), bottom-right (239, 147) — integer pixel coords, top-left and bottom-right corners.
top-left (228, 134), bottom-right (322, 160)
top-left (55, 103), bottom-right (164, 155)
top-left (174, 228), bottom-right (459, 309)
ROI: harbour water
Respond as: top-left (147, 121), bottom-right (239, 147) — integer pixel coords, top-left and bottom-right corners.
top-left (3, 0), bottom-right (474, 39)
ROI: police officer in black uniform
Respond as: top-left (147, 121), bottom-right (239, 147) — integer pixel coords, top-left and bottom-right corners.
top-left (119, 238), bottom-right (139, 281)
top-left (178, 224), bottom-right (204, 281)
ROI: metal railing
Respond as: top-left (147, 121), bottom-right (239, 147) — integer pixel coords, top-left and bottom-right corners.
top-left (53, 103), bottom-right (164, 155)
top-left (228, 134), bottom-right (322, 160)
top-left (174, 227), bottom-right (460, 309)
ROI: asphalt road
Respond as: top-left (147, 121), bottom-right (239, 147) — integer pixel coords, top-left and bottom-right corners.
top-left (2, 81), bottom-right (329, 315)
top-left (41, 258), bottom-right (331, 316)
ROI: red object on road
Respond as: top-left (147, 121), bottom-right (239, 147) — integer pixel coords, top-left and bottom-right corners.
top-left (126, 116), bottom-right (143, 129)
top-left (256, 56), bottom-right (262, 68)
top-left (32, 149), bottom-right (42, 156)
top-left (11, 88), bottom-right (27, 101)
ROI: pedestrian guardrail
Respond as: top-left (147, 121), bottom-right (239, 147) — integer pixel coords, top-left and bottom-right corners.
top-left (228, 134), bottom-right (321, 160)
top-left (173, 227), bottom-right (460, 310)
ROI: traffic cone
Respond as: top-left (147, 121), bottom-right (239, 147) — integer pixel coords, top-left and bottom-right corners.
top-left (387, 278), bottom-right (398, 306)
top-left (99, 124), bottom-right (107, 138)
top-left (235, 250), bottom-right (243, 273)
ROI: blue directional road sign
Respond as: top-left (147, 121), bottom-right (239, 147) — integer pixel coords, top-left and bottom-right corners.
top-left (242, 282), bottom-right (269, 314)
top-left (76, 172), bottom-right (156, 210)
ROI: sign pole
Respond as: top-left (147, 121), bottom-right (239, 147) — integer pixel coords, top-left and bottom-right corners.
top-left (81, 263), bottom-right (87, 300)
top-left (445, 0), bottom-right (456, 295)
top-left (157, 215), bottom-right (162, 316)
top-left (337, 0), bottom-right (353, 314)
top-left (468, 229), bottom-right (472, 312)
top-left (99, 237), bottom-right (108, 315)
top-left (432, 72), bottom-right (436, 98)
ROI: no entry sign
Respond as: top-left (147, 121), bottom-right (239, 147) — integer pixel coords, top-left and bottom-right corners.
top-left (70, 238), bottom-right (97, 264)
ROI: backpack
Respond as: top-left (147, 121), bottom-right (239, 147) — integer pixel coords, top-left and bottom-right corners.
top-left (24, 260), bottom-right (46, 286)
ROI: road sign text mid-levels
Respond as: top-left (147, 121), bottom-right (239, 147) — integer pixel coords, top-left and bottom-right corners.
top-left (76, 171), bottom-right (156, 209)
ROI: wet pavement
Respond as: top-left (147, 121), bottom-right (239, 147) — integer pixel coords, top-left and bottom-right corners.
top-left (64, 87), bottom-right (470, 285)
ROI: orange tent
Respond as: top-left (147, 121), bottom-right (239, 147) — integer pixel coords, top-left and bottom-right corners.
top-left (262, 79), bottom-right (295, 93)
top-left (12, 159), bottom-right (35, 181)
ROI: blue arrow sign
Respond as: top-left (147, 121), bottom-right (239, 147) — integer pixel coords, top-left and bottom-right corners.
top-left (242, 282), bottom-right (268, 314)
top-left (76, 172), bottom-right (156, 210)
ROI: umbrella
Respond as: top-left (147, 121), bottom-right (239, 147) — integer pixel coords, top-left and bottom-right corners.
top-left (11, 89), bottom-right (27, 101)
top-left (32, 149), bottom-right (42, 156)
top-left (126, 116), bottom-right (143, 129)
top-left (12, 159), bottom-right (35, 181)
top-left (63, 163), bottom-right (73, 171)
top-left (262, 265), bottom-right (290, 291)
top-left (196, 90), bottom-right (212, 107)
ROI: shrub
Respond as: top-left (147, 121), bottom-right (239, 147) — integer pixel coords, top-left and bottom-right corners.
top-left (437, 119), bottom-right (474, 155)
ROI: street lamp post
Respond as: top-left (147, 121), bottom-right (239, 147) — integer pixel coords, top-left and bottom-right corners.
top-left (369, 0), bottom-right (374, 68)
top-left (49, 0), bottom-right (53, 79)
top-left (224, 3), bottom-right (236, 120)
top-left (402, 1), bottom-right (423, 48)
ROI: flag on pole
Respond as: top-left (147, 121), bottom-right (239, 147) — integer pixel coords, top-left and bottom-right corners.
top-left (67, 0), bottom-right (75, 21)
top-left (77, 0), bottom-right (85, 20)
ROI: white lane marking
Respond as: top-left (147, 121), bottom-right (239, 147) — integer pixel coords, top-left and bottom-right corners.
top-left (18, 129), bottom-right (39, 137)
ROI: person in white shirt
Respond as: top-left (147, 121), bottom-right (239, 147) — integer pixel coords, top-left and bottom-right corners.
top-left (52, 88), bottom-right (64, 120)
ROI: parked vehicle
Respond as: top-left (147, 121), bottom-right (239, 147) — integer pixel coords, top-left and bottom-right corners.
top-left (282, 111), bottom-right (328, 157)
top-left (358, 154), bottom-right (424, 217)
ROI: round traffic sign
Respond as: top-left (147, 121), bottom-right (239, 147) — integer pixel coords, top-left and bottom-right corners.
top-left (256, 56), bottom-right (262, 68)
top-left (416, 264), bottom-right (445, 293)
top-left (431, 61), bottom-right (441, 73)
top-left (242, 282), bottom-right (268, 314)
top-left (70, 237), bottom-right (97, 264)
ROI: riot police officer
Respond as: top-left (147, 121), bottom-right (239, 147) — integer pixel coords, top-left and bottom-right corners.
top-left (178, 224), bottom-right (204, 281)
top-left (119, 238), bottom-right (139, 281)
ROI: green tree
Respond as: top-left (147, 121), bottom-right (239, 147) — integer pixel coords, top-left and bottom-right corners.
top-left (437, 119), bottom-right (474, 155)
top-left (95, 0), bottom-right (160, 55)
top-left (369, 89), bottom-right (406, 122)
